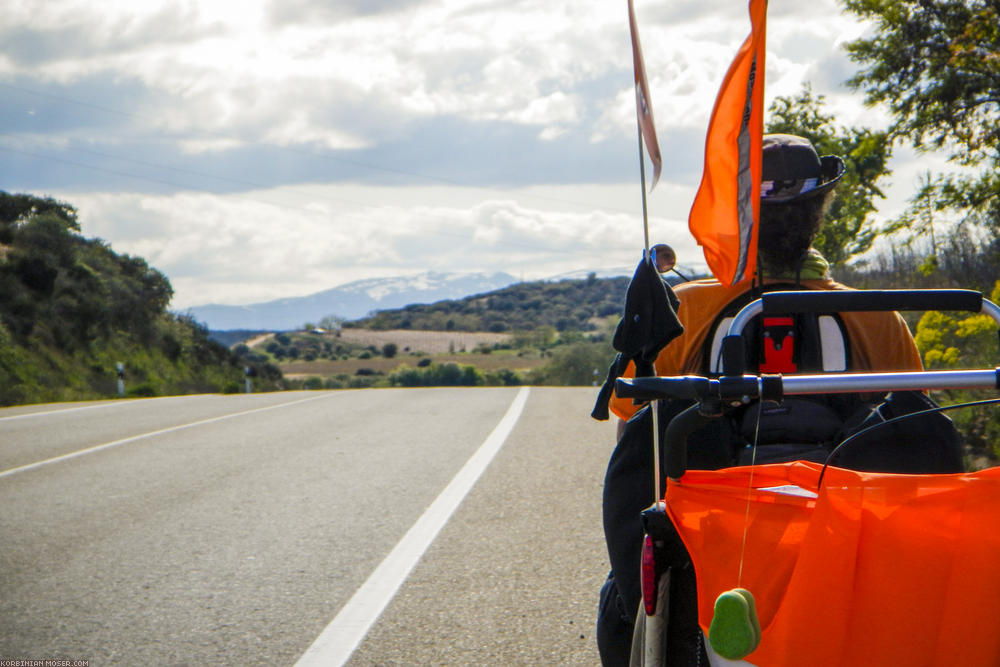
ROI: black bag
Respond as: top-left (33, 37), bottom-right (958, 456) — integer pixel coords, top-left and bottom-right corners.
top-left (832, 390), bottom-right (964, 474)
top-left (734, 397), bottom-right (848, 465)
top-left (600, 400), bottom-right (737, 634)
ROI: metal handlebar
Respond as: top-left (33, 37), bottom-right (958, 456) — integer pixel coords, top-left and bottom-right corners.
top-left (617, 368), bottom-right (1000, 480)
top-left (728, 289), bottom-right (998, 338)
top-left (616, 369), bottom-right (1000, 403)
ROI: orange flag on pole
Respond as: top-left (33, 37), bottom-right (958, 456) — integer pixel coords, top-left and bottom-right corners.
top-left (688, 0), bottom-right (768, 286)
top-left (628, 0), bottom-right (661, 190)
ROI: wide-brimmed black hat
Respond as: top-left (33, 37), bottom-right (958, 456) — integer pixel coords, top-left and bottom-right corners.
top-left (760, 134), bottom-right (845, 205)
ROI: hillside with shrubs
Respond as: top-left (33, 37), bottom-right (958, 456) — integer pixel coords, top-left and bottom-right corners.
top-left (347, 273), bottom-right (631, 333)
top-left (0, 192), bottom-right (282, 406)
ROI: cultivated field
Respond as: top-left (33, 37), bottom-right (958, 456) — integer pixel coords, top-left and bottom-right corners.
top-left (336, 328), bottom-right (512, 354)
top-left (280, 351), bottom-right (547, 379)
top-left (249, 328), bottom-right (512, 355)
top-left (255, 328), bottom-right (543, 379)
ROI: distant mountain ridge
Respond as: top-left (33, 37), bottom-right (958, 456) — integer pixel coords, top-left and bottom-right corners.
top-left (348, 274), bottom-right (632, 333)
top-left (185, 271), bottom-right (520, 331)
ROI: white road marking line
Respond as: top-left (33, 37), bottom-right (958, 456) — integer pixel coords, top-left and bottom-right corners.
top-left (0, 393), bottom-right (243, 423)
top-left (294, 386), bottom-right (531, 667)
top-left (0, 394), bottom-right (332, 480)
top-left (0, 400), bottom-right (132, 422)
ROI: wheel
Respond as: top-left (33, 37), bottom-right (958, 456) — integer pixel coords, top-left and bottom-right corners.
top-left (629, 567), bottom-right (670, 666)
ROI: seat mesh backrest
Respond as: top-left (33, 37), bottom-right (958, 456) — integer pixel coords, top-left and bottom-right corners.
top-left (701, 286), bottom-right (851, 375)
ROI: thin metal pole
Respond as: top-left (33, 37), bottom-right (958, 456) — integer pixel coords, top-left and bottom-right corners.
top-left (636, 116), bottom-right (660, 504)
top-left (651, 397), bottom-right (661, 504)
top-left (637, 116), bottom-right (651, 256)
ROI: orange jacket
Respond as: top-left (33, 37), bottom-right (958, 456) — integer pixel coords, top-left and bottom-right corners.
top-left (608, 278), bottom-right (923, 421)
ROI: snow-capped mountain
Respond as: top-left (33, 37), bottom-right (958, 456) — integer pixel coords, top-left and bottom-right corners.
top-left (545, 267), bottom-right (633, 281)
top-left (184, 271), bottom-right (519, 331)
top-left (548, 263), bottom-right (700, 284)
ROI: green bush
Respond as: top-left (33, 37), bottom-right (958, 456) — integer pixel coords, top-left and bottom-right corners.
top-left (389, 362), bottom-right (484, 387)
top-left (128, 383), bottom-right (158, 398)
top-left (484, 368), bottom-right (523, 386)
top-left (528, 341), bottom-right (614, 386)
top-left (914, 280), bottom-right (1000, 464)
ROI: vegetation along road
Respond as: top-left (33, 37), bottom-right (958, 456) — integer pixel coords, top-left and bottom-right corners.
top-left (0, 387), bottom-right (613, 666)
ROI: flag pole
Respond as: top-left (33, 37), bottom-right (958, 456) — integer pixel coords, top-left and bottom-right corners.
top-left (629, 0), bottom-right (664, 507)
top-left (629, 0), bottom-right (660, 262)
top-left (637, 117), bottom-right (651, 258)
top-left (636, 116), bottom-right (660, 505)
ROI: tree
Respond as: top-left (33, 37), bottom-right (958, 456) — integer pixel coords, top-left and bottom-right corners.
top-left (0, 193), bottom-right (79, 243)
top-left (912, 280), bottom-right (1000, 461)
top-left (319, 314), bottom-right (344, 331)
top-left (528, 341), bottom-right (613, 386)
top-left (882, 171), bottom-right (948, 276)
top-left (765, 84), bottom-right (893, 266)
top-left (843, 0), bottom-right (1000, 231)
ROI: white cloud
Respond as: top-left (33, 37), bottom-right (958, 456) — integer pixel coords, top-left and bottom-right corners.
top-left (1, 0), bottom-right (954, 308)
top-left (64, 182), bottom-right (701, 309)
top-left (177, 137), bottom-right (246, 154)
top-left (3, 0), bottom-right (871, 153)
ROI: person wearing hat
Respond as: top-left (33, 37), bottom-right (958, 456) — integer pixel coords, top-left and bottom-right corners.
top-left (596, 134), bottom-right (923, 666)
top-left (605, 134), bottom-right (922, 425)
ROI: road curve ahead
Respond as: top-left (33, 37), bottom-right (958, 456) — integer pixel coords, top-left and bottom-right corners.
top-left (0, 387), bottom-right (614, 666)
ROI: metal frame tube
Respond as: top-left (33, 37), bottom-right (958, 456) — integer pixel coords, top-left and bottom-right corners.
top-left (617, 368), bottom-right (1000, 402)
top-left (781, 369), bottom-right (1000, 395)
top-left (727, 294), bottom-right (1000, 338)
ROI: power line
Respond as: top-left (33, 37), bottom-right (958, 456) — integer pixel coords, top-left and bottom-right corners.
top-left (0, 131), bottom-right (387, 213)
top-left (0, 81), bottom-right (638, 216)
top-left (0, 143), bottom-right (646, 262)
top-left (0, 81), bottom-right (670, 277)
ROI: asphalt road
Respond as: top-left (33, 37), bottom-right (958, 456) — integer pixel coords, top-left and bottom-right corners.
top-left (0, 387), bottom-right (615, 666)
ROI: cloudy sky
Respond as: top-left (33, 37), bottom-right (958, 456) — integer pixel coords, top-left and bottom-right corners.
top-left (0, 0), bottom-right (932, 310)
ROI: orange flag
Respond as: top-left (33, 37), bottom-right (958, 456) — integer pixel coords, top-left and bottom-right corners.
top-left (628, 0), bottom-right (661, 189)
top-left (688, 0), bottom-right (768, 286)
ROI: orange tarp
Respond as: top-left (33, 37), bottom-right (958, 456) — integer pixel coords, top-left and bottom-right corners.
top-left (665, 462), bottom-right (1000, 666)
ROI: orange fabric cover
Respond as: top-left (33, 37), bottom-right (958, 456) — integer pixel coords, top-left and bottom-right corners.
top-left (665, 462), bottom-right (1000, 666)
